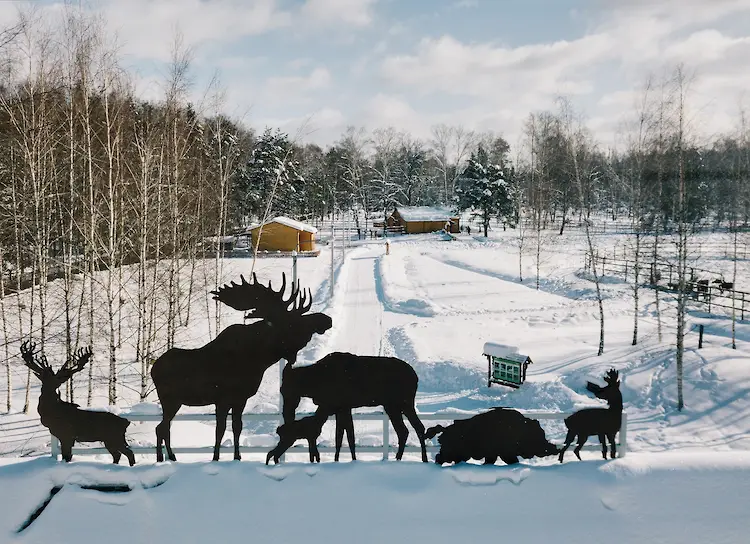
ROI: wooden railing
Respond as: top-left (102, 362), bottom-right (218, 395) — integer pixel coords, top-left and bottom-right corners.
top-left (586, 251), bottom-right (748, 320)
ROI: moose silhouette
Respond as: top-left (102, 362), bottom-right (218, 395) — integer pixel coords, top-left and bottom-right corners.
top-left (558, 368), bottom-right (623, 462)
top-left (20, 341), bottom-right (135, 465)
top-left (281, 352), bottom-right (429, 462)
top-left (150, 273), bottom-right (332, 462)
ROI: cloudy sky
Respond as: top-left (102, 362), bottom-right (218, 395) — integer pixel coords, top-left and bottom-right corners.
top-left (4, 0), bottom-right (750, 149)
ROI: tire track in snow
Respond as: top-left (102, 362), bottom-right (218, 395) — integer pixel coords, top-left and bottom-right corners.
top-left (326, 246), bottom-right (385, 357)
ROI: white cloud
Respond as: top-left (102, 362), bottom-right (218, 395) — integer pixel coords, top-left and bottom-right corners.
top-left (373, 0), bottom-right (750, 149)
top-left (264, 67), bottom-right (332, 104)
top-left (300, 0), bottom-right (378, 27)
top-left (255, 107), bottom-right (347, 146)
top-left (451, 0), bottom-right (478, 8)
top-left (97, 0), bottom-right (291, 62)
top-left (380, 33), bottom-right (613, 99)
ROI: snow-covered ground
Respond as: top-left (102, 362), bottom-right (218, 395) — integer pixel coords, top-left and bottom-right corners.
top-left (1, 226), bottom-right (749, 542)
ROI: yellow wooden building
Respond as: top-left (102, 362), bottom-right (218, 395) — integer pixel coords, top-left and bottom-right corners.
top-left (248, 216), bottom-right (317, 252)
top-left (387, 206), bottom-right (460, 234)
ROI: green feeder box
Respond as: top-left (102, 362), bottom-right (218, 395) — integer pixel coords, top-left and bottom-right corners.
top-left (484, 342), bottom-right (532, 388)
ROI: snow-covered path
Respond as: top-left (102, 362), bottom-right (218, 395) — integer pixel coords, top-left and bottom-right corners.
top-left (327, 245), bottom-right (385, 357)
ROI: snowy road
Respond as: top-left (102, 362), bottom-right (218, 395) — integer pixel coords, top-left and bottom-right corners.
top-left (327, 245), bottom-right (386, 357)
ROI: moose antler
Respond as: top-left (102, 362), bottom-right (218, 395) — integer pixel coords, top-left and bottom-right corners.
top-left (19, 340), bottom-right (53, 379)
top-left (56, 346), bottom-right (93, 383)
top-left (210, 272), bottom-right (313, 319)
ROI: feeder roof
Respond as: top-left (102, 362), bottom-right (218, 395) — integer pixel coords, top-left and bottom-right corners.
top-left (483, 342), bottom-right (531, 363)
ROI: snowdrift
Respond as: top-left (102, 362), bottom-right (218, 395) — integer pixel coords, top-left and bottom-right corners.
top-left (2, 453), bottom-right (750, 544)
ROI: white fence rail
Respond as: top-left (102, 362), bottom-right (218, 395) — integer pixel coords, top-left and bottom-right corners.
top-left (51, 410), bottom-right (627, 460)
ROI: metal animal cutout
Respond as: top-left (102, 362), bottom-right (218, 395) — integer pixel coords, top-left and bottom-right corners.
top-left (426, 407), bottom-right (559, 465)
top-left (20, 341), bottom-right (135, 465)
top-left (150, 272), bottom-right (332, 462)
top-left (281, 352), bottom-right (429, 462)
top-left (558, 368), bottom-right (623, 462)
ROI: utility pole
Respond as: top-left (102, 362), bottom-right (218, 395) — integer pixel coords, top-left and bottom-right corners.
top-left (330, 220), bottom-right (335, 299)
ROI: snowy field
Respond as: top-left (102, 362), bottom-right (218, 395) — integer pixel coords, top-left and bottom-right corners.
top-left (1, 227), bottom-right (750, 542)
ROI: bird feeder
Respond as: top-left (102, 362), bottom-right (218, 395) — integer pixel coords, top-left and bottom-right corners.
top-left (483, 343), bottom-right (532, 388)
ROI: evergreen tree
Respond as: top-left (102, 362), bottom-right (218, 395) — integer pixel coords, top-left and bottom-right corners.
top-left (231, 128), bottom-right (303, 224)
top-left (454, 144), bottom-right (512, 236)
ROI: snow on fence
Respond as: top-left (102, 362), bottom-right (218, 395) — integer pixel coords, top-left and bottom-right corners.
top-left (50, 410), bottom-right (627, 460)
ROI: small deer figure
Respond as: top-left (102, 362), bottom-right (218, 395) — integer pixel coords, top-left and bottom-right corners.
top-left (265, 408), bottom-right (356, 465)
top-left (558, 368), bottom-right (622, 462)
top-left (20, 341), bottom-right (135, 465)
top-left (266, 411), bottom-right (328, 465)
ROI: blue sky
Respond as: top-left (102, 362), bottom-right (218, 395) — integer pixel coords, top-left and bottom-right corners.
top-left (4, 0), bottom-right (750, 149)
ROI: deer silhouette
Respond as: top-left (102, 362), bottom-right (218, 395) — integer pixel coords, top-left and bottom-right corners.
top-left (558, 368), bottom-right (622, 462)
top-left (20, 341), bottom-right (135, 465)
top-left (150, 272), bottom-right (332, 462)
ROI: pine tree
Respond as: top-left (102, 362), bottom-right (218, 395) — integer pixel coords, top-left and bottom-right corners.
top-left (454, 145), bottom-right (512, 236)
top-left (232, 128), bottom-right (304, 223)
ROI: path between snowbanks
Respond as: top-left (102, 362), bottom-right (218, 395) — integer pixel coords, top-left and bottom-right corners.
top-left (2, 452), bottom-right (750, 544)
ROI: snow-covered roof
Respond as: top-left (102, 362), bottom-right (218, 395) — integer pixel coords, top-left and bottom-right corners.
top-left (249, 216), bottom-right (318, 234)
top-left (394, 206), bottom-right (459, 222)
top-left (203, 235), bottom-right (235, 243)
top-left (483, 342), bottom-right (531, 363)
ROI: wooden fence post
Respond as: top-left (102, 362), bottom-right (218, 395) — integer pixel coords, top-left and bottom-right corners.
top-left (698, 324), bottom-right (704, 349)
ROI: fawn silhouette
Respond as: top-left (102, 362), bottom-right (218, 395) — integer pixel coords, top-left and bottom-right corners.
top-left (20, 341), bottom-right (135, 465)
top-left (558, 368), bottom-right (622, 462)
top-left (150, 273), bottom-right (332, 462)
top-left (265, 408), bottom-right (355, 464)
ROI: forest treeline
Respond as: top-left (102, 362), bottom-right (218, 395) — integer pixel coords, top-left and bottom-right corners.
top-left (1, 8), bottom-right (748, 411)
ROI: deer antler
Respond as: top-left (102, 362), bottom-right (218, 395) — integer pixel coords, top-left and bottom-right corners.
top-left (56, 346), bottom-right (92, 383)
top-left (210, 272), bottom-right (313, 320)
top-left (19, 340), bottom-right (53, 379)
top-left (604, 368), bottom-right (619, 385)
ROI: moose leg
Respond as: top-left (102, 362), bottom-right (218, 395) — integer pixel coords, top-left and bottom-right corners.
top-left (573, 434), bottom-right (588, 460)
top-left (598, 433), bottom-right (607, 459)
top-left (385, 408), bottom-right (410, 461)
top-left (156, 401), bottom-right (181, 462)
top-left (344, 414), bottom-right (356, 461)
top-left (403, 406), bottom-right (428, 462)
top-left (105, 442), bottom-right (122, 464)
top-left (484, 455), bottom-right (498, 465)
top-left (336, 410), bottom-right (356, 461)
top-left (213, 404), bottom-right (230, 462)
top-left (60, 439), bottom-right (73, 462)
top-left (608, 433), bottom-right (617, 459)
top-left (120, 443), bottom-right (136, 467)
top-left (334, 413), bottom-right (345, 462)
top-left (231, 400), bottom-right (248, 461)
top-left (558, 428), bottom-right (576, 463)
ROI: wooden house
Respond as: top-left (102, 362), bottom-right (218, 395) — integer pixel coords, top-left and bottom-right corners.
top-left (248, 216), bottom-right (317, 252)
top-left (387, 206), bottom-right (460, 234)
top-left (483, 342), bottom-right (532, 388)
